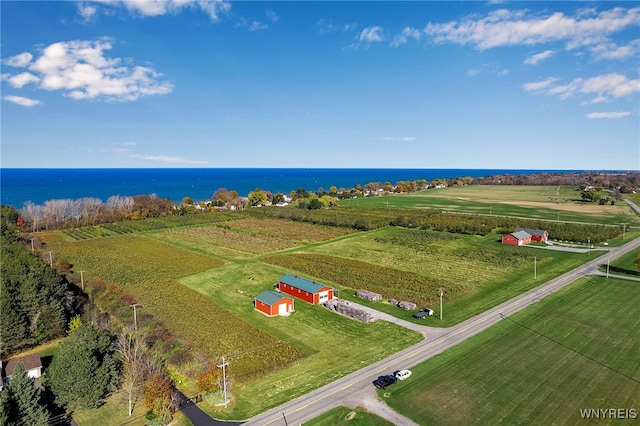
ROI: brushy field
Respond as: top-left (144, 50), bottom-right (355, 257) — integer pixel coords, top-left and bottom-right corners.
top-left (41, 233), bottom-right (304, 380)
top-left (152, 225), bottom-right (297, 257)
top-left (178, 261), bottom-right (422, 419)
top-left (383, 276), bottom-right (640, 425)
top-left (216, 218), bottom-right (357, 242)
top-left (348, 185), bottom-right (640, 226)
top-left (262, 227), bottom-right (591, 325)
top-left (304, 407), bottom-right (394, 426)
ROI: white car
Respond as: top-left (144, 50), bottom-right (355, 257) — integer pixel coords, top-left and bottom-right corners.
top-left (394, 369), bottom-right (412, 380)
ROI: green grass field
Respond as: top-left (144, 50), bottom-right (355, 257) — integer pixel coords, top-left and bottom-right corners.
top-left (304, 407), bottom-right (394, 426)
top-left (348, 186), bottom-right (640, 226)
top-left (382, 276), bottom-right (640, 425)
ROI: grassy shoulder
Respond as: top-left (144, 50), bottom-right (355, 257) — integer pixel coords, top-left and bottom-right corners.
top-left (303, 406), bottom-right (394, 426)
top-left (597, 248), bottom-right (640, 278)
top-left (382, 275), bottom-right (640, 425)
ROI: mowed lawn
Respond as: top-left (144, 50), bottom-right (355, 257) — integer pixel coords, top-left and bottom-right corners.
top-left (383, 276), bottom-right (640, 425)
top-left (304, 407), bottom-right (394, 426)
top-left (598, 248), bottom-right (640, 278)
top-left (348, 185), bottom-right (639, 225)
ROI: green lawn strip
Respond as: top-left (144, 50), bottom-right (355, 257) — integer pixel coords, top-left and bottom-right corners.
top-left (72, 392), bottom-right (148, 426)
top-left (383, 276), bottom-right (640, 425)
top-left (597, 248), bottom-right (640, 277)
top-left (179, 261), bottom-right (423, 419)
top-left (303, 406), bottom-right (395, 426)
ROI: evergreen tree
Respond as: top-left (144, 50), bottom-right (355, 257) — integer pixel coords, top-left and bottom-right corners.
top-left (0, 363), bottom-right (50, 426)
top-left (47, 323), bottom-right (119, 410)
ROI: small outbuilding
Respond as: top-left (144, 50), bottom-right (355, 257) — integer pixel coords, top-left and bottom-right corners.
top-left (2, 354), bottom-right (42, 388)
top-left (502, 230), bottom-right (532, 246)
top-left (254, 291), bottom-right (294, 317)
top-left (277, 274), bottom-right (334, 305)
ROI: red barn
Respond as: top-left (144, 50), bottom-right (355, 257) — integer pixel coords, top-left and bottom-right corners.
top-left (502, 230), bottom-right (532, 246)
top-left (277, 274), bottom-right (334, 305)
top-left (515, 227), bottom-right (549, 242)
top-left (254, 291), bottom-right (294, 317)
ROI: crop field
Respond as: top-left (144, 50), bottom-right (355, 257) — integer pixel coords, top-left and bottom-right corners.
top-left (383, 276), bottom-right (640, 425)
top-left (41, 233), bottom-right (304, 380)
top-left (262, 227), bottom-right (590, 325)
top-left (178, 260), bottom-right (422, 418)
top-left (216, 218), bottom-right (357, 242)
top-left (348, 186), bottom-right (640, 226)
top-left (152, 225), bottom-right (298, 258)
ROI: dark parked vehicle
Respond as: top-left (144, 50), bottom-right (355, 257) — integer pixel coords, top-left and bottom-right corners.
top-left (373, 375), bottom-right (397, 389)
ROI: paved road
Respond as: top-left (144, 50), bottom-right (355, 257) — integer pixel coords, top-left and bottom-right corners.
top-left (243, 235), bottom-right (640, 426)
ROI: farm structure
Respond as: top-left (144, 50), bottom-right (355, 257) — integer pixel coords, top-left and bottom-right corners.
top-left (254, 291), bottom-right (295, 317)
top-left (276, 274), bottom-right (334, 305)
top-left (502, 230), bottom-right (533, 246)
top-left (515, 227), bottom-right (549, 242)
top-left (2, 354), bottom-right (42, 388)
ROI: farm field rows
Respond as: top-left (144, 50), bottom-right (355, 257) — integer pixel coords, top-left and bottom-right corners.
top-left (382, 276), bottom-right (640, 425)
top-left (349, 186), bottom-right (640, 226)
top-left (263, 227), bottom-right (593, 325)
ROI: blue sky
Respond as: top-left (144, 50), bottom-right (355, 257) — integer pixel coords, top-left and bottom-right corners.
top-left (1, 1), bottom-right (639, 169)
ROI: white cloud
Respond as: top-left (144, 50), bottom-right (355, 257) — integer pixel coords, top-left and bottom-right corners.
top-left (3, 95), bottom-right (42, 107)
top-left (467, 63), bottom-right (510, 77)
top-left (522, 77), bottom-right (559, 91)
top-left (3, 39), bottom-right (173, 102)
top-left (248, 21), bottom-right (268, 32)
top-left (129, 153), bottom-right (208, 164)
top-left (391, 27), bottom-right (422, 47)
top-left (77, 2), bottom-right (97, 21)
top-left (2, 72), bottom-right (40, 88)
top-left (381, 136), bottom-right (416, 142)
top-left (81, 0), bottom-right (231, 22)
top-left (359, 26), bottom-right (384, 42)
top-left (528, 73), bottom-right (640, 103)
top-left (590, 39), bottom-right (640, 60)
top-left (424, 6), bottom-right (640, 54)
top-left (524, 49), bottom-right (555, 65)
top-left (585, 111), bottom-right (631, 119)
top-left (2, 52), bottom-right (33, 67)
top-left (266, 9), bottom-right (279, 22)
top-left (317, 19), bottom-right (357, 35)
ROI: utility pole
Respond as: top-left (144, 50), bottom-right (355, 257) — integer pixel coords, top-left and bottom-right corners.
top-left (30, 238), bottom-right (34, 251)
top-left (47, 251), bottom-right (53, 266)
top-left (80, 270), bottom-right (84, 291)
top-left (130, 304), bottom-right (139, 330)
top-left (439, 288), bottom-right (443, 321)
top-left (217, 357), bottom-right (229, 408)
